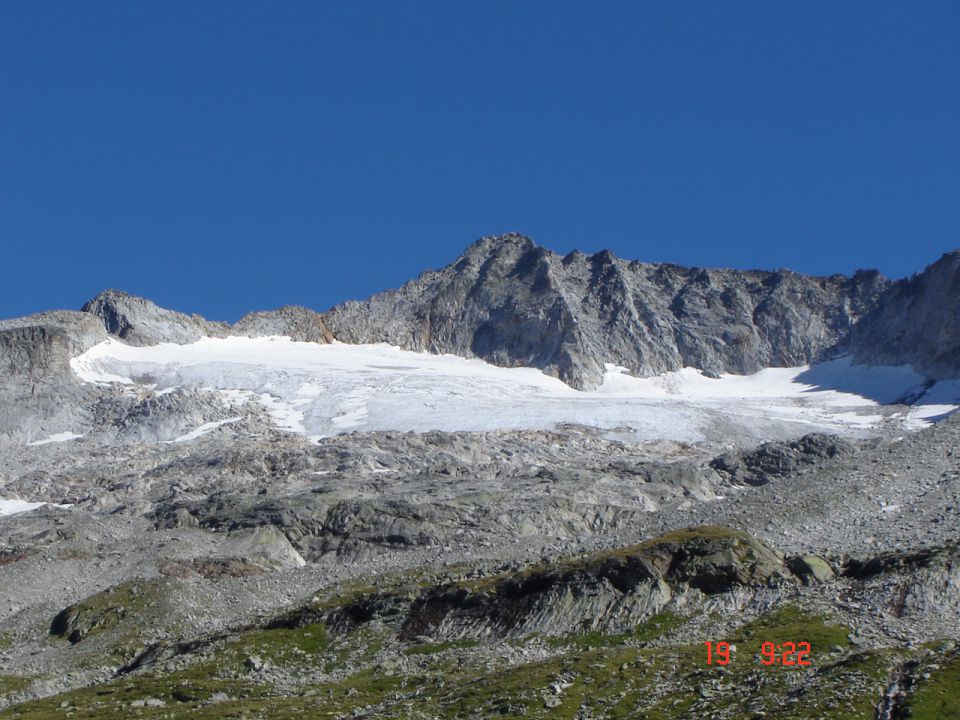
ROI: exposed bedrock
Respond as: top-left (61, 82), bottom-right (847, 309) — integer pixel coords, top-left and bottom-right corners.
top-left (0, 312), bottom-right (108, 442)
top-left (841, 249), bottom-right (960, 380)
top-left (257, 529), bottom-right (960, 649)
top-left (398, 526), bottom-right (789, 641)
top-left (709, 433), bottom-right (854, 486)
top-left (0, 311), bottom-right (106, 383)
top-left (81, 290), bottom-right (230, 346)
top-left (232, 305), bottom-right (334, 343)
top-left (260, 527), bottom-right (790, 643)
top-left (322, 234), bottom-right (891, 388)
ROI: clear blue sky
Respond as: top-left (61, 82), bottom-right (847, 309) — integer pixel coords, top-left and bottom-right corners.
top-left (2, 2), bottom-right (958, 322)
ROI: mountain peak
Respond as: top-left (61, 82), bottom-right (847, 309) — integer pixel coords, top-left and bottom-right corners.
top-left (323, 237), bottom-right (891, 388)
top-left (81, 289), bottom-right (228, 346)
top-left (462, 233), bottom-right (538, 259)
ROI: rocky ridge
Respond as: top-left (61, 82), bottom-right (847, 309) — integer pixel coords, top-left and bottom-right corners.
top-left (324, 234), bottom-right (893, 388)
top-left (8, 236), bottom-right (960, 393)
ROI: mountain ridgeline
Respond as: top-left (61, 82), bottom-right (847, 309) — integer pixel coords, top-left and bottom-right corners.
top-left (5, 234), bottom-right (960, 389)
top-left (324, 234), bottom-right (893, 388)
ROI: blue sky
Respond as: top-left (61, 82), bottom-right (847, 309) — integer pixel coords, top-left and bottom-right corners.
top-left (2, 1), bottom-right (958, 321)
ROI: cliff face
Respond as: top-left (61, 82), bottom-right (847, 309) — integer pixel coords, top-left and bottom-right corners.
top-left (840, 250), bottom-right (960, 380)
top-left (323, 234), bottom-right (890, 388)
top-left (0, 312), bottom-right (107, 441)
top-left (0, 311), bottom-right (107, 383)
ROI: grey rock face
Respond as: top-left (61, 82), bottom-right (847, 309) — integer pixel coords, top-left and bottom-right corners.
top-left (0, 311), bottom-right (107, 383)
top-left (709, 433), bottom-right (853, 486)
top-left (315, 526), bottom-right (788, 642)
top-left (81, 292), bottom-right (334, 346)
top-left (841, 250), bottom-right (960, 380)
top-left (323, 234), bottom-right (890, 388)
top-left (81, 290), bottom-right (229, 346)
top-left (233, 306), bottom-right (334, 343)
top-left (0, 312), bottom-right (108, 443)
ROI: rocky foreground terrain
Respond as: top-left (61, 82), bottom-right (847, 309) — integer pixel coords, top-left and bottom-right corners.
top-left (1, 236), bottom-right (959, 719)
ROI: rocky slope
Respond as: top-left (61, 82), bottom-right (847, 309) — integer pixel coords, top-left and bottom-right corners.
top-left (1, 236), bottom-right (960, 718)
top-left (1, 393), bottom-right (959, 716)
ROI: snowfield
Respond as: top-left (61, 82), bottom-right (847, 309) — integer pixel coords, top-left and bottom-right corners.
top-left (0, 498), bottom-right (50, 516)
top-left (0, 498), bottom-right (72, 516)
top-left (26, 431), bottom-right (85, 447)
top-left (70, 337), bottom-right (960, 445)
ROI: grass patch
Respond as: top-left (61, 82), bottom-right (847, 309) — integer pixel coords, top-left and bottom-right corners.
top-left (546, 611), bottom-right (687, 650)
top-left (227, 622), bottom-right (329, 662)
top-left (0, 676), bottom-right (30, 697)
top-left (903, 653), bottom-right (960, 719)
top-left (729, 604), bottom-right (850, 660)
top-left (49, 579), bottom-right (175, 645)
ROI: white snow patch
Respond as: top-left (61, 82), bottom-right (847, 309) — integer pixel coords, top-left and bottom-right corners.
top-left (27, 432), bottom-right (84, 447)
top-left (900, 378), bottom-right (960, 429)
top-left (68, 338), bottom-right (958, 444)
top-left (257, 393), bottom-right (306, 433)
top-left (169, 417), bottom-right (243, 443)
top-left (0, 498), bottom-right (71, 516)
top-left (0, 499), bottom-right (48, 516)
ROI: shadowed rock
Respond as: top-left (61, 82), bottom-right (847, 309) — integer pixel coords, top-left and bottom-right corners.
top-left (710, 433), bottom-right (853, 486)
top-left (840, 250), bottom-right (960, 381)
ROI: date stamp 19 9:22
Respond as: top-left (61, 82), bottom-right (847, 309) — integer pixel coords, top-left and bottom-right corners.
top-left (704, 641), bottom-right (811, 667)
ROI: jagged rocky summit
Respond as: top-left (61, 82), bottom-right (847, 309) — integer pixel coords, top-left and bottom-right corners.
top-left (325, 234), bottom-right (893, 388)
top-left (3, 233), bottom-right (960, 390)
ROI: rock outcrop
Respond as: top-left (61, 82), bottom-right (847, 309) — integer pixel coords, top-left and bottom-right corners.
top-left (265, 526), bottom-right (789, 642)
top-left (840, 250), bottom-right (960, 380)
top-left (0, 311), bottom-right (107, 384)
top-left (233, 305), bottom-right (334, 343)
top-left (323, 234), bottom-right (890, 388)
top-left (709, 433), bottom-right (853, 486)
top-left (0, 312), bottom-right (108, 442)
top-left (81, 290), bottom-right (229, 346)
